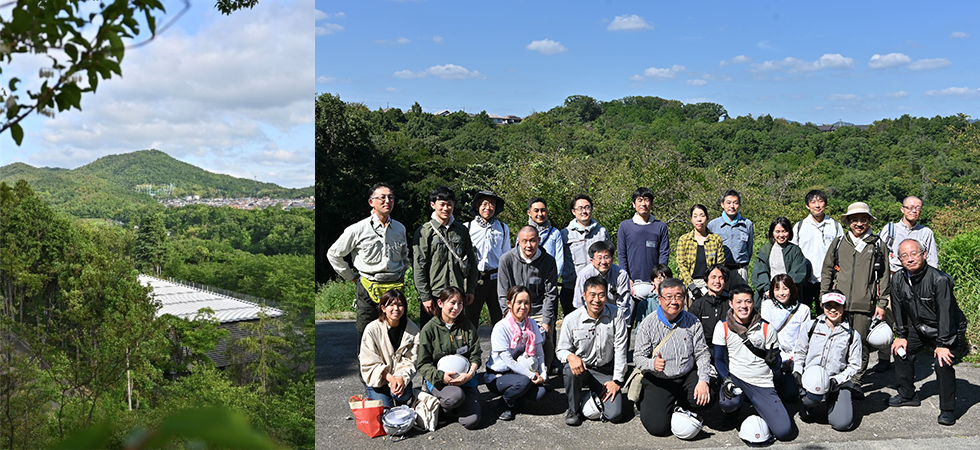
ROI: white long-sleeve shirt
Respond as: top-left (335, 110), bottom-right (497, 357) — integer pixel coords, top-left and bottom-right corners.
top-left (791, 214), bottom-right (844, 283)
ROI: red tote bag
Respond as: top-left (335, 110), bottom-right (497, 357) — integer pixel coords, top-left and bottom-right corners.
top-left (349, 395), bottom-right (386, 438)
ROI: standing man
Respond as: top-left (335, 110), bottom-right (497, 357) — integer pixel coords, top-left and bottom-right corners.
top-left (889, 239), bottom-right (966, 426)
top-left (874, 195), bottom-right (940, 372)
top-left (327, 182), bottom-right (410, 338)
top-left (708, 189), bottom-right (754, 287)
top-left (573, 241), bottom-right (630, 315)
top-left (617, 187), bottom-right (670, 286)
top-left (498, 226), bottom-right (560, 369)
top-left (561, 194), bottom-right (610, 318)
top-left (791, 189), bottom-right (844, 310)
top-left (412, 186), bottom-right (478, 326)
top-left (527, 197), bottom-right (565, 278)
top-left (821, 202), bottom-right (889, 395)
top-left (465, 190), bottom-right (510, 327)
top-left (557, 276), bottom-right (629, 426)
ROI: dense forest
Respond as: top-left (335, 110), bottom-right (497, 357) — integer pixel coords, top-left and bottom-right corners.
top-left (1, 177), bottom-right (314, 448)
top-left (0, 150), bottom-right (314, 220)
top-left (315, 92), bottom-right (980, 352)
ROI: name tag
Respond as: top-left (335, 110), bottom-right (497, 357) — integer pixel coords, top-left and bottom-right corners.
top-left (457, 345), bottom-right (468, 355)
top-left (645, 240), bottom-right (657, 248)
top-left (490, 273), bottom-right (498, 280)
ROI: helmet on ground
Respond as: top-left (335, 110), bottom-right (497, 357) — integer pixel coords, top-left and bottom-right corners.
top-left (517, 354), bottom-right (538, 374)
top-left (437, 354), bottom-right (470, 377)
top-left (382, 405), bottom-right (417, 437)
top-left (581, 391), bottom-right (604, 420)
top-left (670, 406), bottom-right (703, 440)
top-left (738, 415), bottom-right (772, 445)
top-left (802, 365), bottom-right (830, 403)
top-left (867, 317), bottom-right (894, 349)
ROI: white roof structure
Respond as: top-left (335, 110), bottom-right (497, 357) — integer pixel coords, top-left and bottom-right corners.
top-left (139, 275), bottom-right (283, 323)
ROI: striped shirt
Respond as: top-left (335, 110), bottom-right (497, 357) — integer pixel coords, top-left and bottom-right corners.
top-left (634, 309), bottom-right (712, 383)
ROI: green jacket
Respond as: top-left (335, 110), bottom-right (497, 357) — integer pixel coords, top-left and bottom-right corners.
top-left (412, 218), bottom-right (478, 302)
top-left (820, 233), bottom-right (890, 313)
top-left (751, 242), bottom-right (808, 301)
top-left (417, 313), bottom-right (482, 389)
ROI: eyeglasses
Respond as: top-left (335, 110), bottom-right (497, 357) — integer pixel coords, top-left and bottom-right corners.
top-left (899, 250), bottom-right (923, 260)
top-left (574, 205), bottom-right (593, 212)
top-left (371, 195), bottom-right (395, 202)
top-left (902, 205), bottom-right (922, 212)
top-left (591, 255), bottom-right (612, 262)
top-left (661, 295), bottom-right (685, 302)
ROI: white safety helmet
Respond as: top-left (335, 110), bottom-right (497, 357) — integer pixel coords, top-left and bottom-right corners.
top-left (581, 392), bottom-right (604, 420)
top-left (437, 354), bottom-right (470, 378)
top-left (867, 317), bottom-right (894, 349)
top-left (382, 405), bottom-right (417, 437)
top-left (632, 281), bottom-right (653, 298)
top-left (738, 415), bottom-right (772, 445)
top-left (802, 365), bottom-right (831, 403)
top-left (517, 354), bottom-right (539, 374)
top-left (670, 407), bottom-right (703, 440)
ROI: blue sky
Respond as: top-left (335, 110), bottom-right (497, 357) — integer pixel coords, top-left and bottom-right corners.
top-left (1, 0), bottom-right (313, 188)
top-left (317, 0), bottom-right (978, 125)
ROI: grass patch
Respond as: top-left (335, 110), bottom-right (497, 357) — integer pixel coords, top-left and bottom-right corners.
top-left (939, 228), bottom-right (980, 362)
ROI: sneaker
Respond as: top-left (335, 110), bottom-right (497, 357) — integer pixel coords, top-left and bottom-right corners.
top-left (565, 411), bottom-right (583, 426)
top-left (799, 406), bottom-right (813, 423)
top-left (938, 411), bottom-right (956, 426)
top-left (888, 394), bottom-right (921, 407)
top-left (498, 401), bottom-right (515, 421)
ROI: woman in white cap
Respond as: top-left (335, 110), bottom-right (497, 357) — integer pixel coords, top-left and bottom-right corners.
top-left (792, 289), bottom-right (863, 431)
top-left (484, 285), bottom-right (547, 421)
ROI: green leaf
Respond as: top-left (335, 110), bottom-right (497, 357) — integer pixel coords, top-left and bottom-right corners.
top-left (141, 407), bottom-right (277, 449)
top-left (8, 77), bottom-right (19, 91)
top-left (107, 30), bottom-right (125, 61)
top-left (10, 122), bottom-right (24, 146)
top-left (49, 423), bottom-right (112, 449)
top-left (64, 43), bottom-right (78, 61)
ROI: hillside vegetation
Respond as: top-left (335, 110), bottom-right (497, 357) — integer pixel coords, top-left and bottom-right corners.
top-left (0, 149), bottom-right (313, 219)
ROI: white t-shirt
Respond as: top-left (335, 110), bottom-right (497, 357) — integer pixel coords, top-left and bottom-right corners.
top-left (713, 319), bottom-right (778, 388)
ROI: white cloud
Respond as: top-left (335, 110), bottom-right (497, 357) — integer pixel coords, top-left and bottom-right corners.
top-left (316, 23), bottom-right (344, 35)
top-left (924, 87), bottom-right (980, 98)
top-left (397, 37), bottom-right (410, 44)
top-left (607, 14), bottom-right (652, 31)
top-left (950, 31), bottom-right (969, 39)
top-left (719, 55), bottom-right (752, 67)
top-left (826, 93), bottom-right (859, 101)
top-left (638, 64), bottom-right (685, 80)
top-left (884, 90), bottom-right (909, 99)
top-left (393, 69), bottom-right (426, 79)
top-left (868, 53), bottom-right (911, 69)
top-left (382, 87), bottom-right (402, 92)
top-left (628, 74), bottom-right (645, 82)
top-left (433, 35), bottom-right (443, 43)
top-left (908, 58), bottom-right (951, 71)
top-left (314, 9), bottom-right (327, 20)
top-left (25, 0), bottom-right (313, 187)
top-left (374, 37), bottom-right (410, 45)
top-left (317, 76), bottom-right (351, 83)
top-left (750, 53), bottom-right (854, 74)
top-left (686, 79), bottom-right (707, 86)
top-left (526, 39), bottom-right (568, 54)
top-left (394, 64), bottom-right (485, 80)
top-left (757, 41), bottom-right (776, 50)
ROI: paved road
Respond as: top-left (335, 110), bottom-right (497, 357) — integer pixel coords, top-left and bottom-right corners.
top-left (316, 320), bottom-right (980, 449)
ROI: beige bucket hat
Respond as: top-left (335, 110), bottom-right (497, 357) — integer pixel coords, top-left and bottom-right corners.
top-left (840, 202), bottom-right (877, 225)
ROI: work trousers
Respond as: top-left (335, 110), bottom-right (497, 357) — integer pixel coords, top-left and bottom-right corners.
top-left (894, 327), bottom-right (963, 413)
top-left (639, 370), bottom-right (711, 436)
top-left (486, 372), bottom-right (545, 407)
top-left (429, 384), bottom-right (482, 429)
top-left (720, 375), bottom-right (792, 441)
top-left (564, 363), bottom-right (624, 422)
top-left (465, 270), bottom-right (502, 328)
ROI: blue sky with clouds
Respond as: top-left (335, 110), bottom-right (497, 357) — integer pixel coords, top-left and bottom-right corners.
top-left (2, 0), bottom-right (313, 188)
top-left (317, 0), bottom-right (978, 124)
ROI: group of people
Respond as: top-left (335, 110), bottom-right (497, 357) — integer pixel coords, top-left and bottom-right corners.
top-left (328, 182), bottom-right (967, 440)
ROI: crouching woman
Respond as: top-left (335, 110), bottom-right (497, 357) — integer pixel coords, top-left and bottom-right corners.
top-left (359, 289), bottom-right (420, 406)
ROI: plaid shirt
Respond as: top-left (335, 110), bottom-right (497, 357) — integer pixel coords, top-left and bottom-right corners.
top-left (675, 230), bottom-right (727, 285)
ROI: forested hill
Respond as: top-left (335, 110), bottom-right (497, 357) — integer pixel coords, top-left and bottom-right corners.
top-left (0, 149), bottom-right (313, 219)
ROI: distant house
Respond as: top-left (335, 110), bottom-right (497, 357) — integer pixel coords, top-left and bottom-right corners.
top-left (487, 113), bottom-right (523, 125)
top-left (434, 110), bottom-right (452, 116)
top-left (140, 274), bottom-right (283, 368)
top-left (818, 120), bottom-right (871, 132)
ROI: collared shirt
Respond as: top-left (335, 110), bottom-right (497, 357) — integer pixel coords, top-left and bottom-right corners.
top-left (791, 214), bottom-right (844, 283)
top-left (556, 304), bottom-right (629, 382)
top-left (466, 217), bottom-right (511, 272)
top-left (572, 263), bottom-right (631, 315)
top-left (529, 219), bottom-right (565, 279)
top-left (708, 213), bottom-right (754, 265)
top-left (880, 221), bottom-right (939, 273)
top-left (327, 212), bottom-right (409, 282)
top-left (561, 219), bottom-right (610, 282)
top-left (634, 308), bottom-right (712, 383)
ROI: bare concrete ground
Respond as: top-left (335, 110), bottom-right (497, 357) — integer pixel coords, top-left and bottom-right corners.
top-left (316, 320), bottom-right (980, 449)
